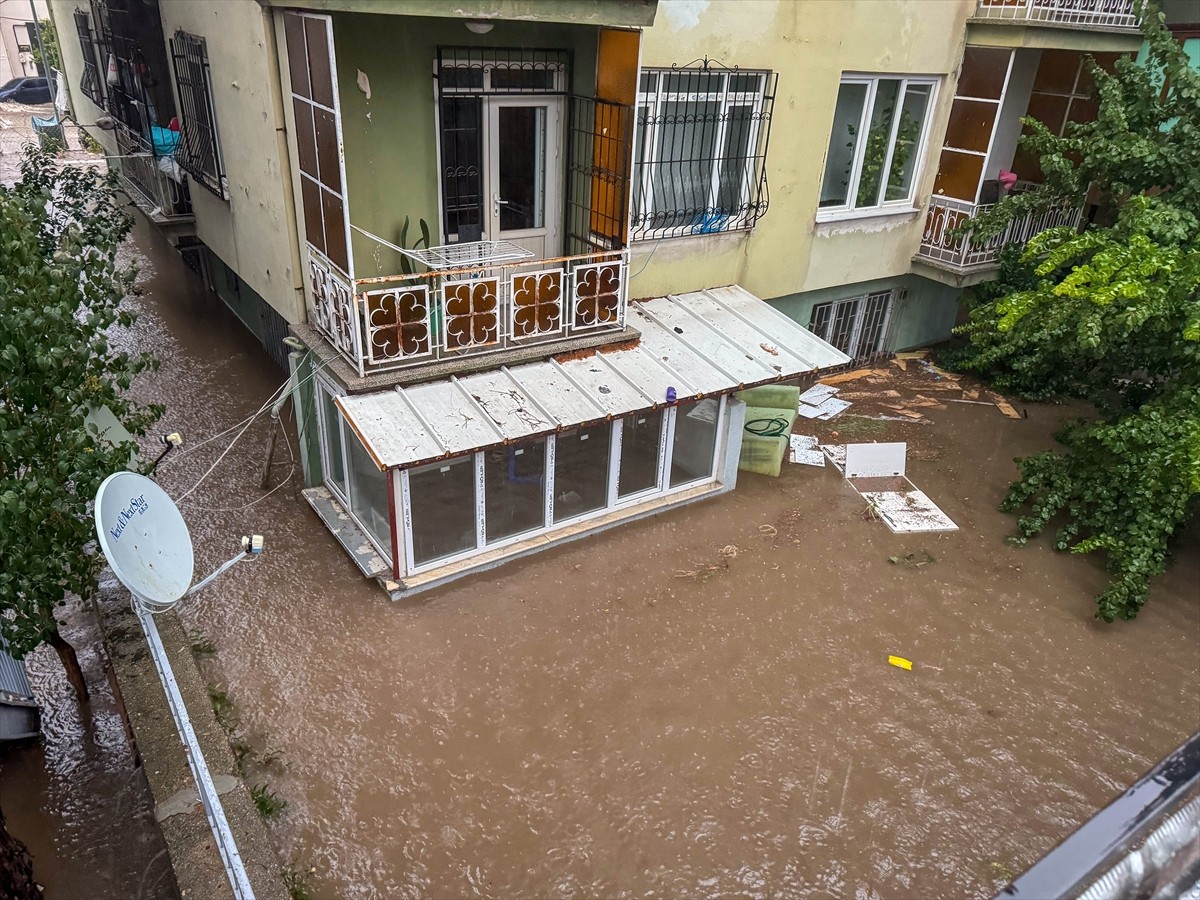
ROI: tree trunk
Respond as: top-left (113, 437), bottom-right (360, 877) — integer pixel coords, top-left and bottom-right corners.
top-left (0, 806), bottom-right (39, 900)
top-left (47, 629), bottom-right (88, 702)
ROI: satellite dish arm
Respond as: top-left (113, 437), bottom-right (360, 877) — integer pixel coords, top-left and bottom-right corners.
top-left (183, 535), bottom-right (264, 601)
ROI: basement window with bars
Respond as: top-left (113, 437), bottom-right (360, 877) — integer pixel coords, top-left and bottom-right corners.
top-left (73, 9), bottom-right (103, 105)
top-left (807, 289), bottom-right (902, 360)
top-left (170, 30), bottom-right (225, 198)
top-left (632, 64), bottom-right (776, 240)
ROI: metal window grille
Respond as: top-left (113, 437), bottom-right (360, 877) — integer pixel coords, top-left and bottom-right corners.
top-left (88, 0), bottom-right (176, 151)
top-left (566, 94), bottom-right (633, 254)
top-left (808, 288), bottom-right (905, 362)
top-left (631, 60), bottom-right (776, 241)
top-left (73, 9), bottom-right (103, 104)
top-left (170, 30), bottom-right (225, 197)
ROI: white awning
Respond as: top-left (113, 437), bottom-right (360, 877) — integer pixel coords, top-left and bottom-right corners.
top-left (337, 285), bottom-right (852, 470)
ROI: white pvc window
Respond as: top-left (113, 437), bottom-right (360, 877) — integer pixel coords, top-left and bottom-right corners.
top-left (819, 75), bottom-right (937, 214)
top-left (397, 398), bottom-right (725, 576)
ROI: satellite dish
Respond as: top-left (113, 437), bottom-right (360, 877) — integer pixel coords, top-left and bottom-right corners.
top-left (95, 471), bottom-right (194, 612)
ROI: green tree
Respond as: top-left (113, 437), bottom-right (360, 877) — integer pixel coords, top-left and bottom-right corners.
top-left (950, 3), bottom-right (1200, 622)
top-left (0, 148), bottom-right (161, 699)
top-left (29, 19), bottom-right (61, 76)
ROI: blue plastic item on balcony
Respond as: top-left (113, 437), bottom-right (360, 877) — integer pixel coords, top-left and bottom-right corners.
top-left (150, 125), bottom-right (181, 158)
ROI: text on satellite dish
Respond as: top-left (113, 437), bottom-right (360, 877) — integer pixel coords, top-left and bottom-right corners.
top-left (108, 493), bottom-right (149, 542)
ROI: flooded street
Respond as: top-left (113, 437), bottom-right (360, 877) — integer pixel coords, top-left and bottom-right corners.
top-left (105, 214), bottom-right (1200, 899)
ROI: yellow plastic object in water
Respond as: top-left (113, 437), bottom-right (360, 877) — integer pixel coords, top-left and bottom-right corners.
top-left (888, 655), bottom-right (913, 670)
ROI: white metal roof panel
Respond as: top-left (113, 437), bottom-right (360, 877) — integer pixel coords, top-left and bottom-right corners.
top-left (504, 361), bottom-right (608, 425)
top-left (700, 284), bottom-right (851, 371)
top-left (627, 306), bottom-right (739, 396)
top-left (402, 379), bottom-right (501, 453)
top-left (556, 354), bottom-right (653, 416)
top-left (455, 369), bottom-right (553, 439)
top-left (336, 390), bottom-right (442, 469)
top-left (338, 285), bottom-right (852, 469)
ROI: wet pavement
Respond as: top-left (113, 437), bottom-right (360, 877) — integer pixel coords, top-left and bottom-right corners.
top-left (108, 217), bottom-right (1200, 898)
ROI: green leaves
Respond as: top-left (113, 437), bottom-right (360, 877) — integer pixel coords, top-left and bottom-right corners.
top-left (0, 147), bottom-right (160, 659)
top-left (946, 5), bottom-right (1200, 621)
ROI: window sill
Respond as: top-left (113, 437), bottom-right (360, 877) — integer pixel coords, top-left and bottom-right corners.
top-left (815, 205), bottom-right (920, 225)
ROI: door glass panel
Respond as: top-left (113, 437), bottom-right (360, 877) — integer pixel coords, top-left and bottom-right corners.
top-left (319, 387), bottom-right (346, 496)
top-left (553, 424), bottom-right (611, 523)
top-left (617, 410), bottom-right (662, 498)
top-left (498, 105), bottom-right (546, 231)
top-left (408, 456), bottom-right (477, 566)
top-left (669, 399), bottom-right (719, 488)
top-left (484, 440), bottom-right (546, 543)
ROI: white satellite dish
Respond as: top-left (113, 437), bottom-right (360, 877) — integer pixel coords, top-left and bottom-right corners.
top-left (95, 471), bottom-right (194, 611)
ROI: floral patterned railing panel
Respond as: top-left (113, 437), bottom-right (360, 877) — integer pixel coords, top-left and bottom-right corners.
top-left (349, 250), bottom-right (628, 375)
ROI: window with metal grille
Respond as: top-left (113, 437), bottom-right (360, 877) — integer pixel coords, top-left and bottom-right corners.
top-left (73, 9), bottom-right (103, 105)
top-left (807, 289), bottom-right (904, 361)
top-left (631, 62), bottom-right (776, 241)
top-left (170, 31), bottom-right (225, 197)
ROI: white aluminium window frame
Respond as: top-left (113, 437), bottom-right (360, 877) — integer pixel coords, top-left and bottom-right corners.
top-left (633, 69), bottom-right (770, 239)
top-left (397, 398), bottom-right (726, 577)
top-left (819, 74), bottom-right (939, 218)
top-left (315, 374), bottom-right (394, 566)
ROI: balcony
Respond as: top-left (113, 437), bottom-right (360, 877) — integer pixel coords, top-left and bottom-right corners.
top-left (110, 113), bottom-right (192, 228)
top-left (917, 192), bottom-right (1083, 274)
top-left (307, 246), bottom-right (629, 379)
top-left (973, 0), bottom-right (1140, 30)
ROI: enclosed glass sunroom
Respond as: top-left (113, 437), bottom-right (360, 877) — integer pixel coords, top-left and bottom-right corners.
top-left (303, 287), bottom-right (851, 597)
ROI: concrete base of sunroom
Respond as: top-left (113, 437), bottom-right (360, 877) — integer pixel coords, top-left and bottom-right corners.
top-left (303, 479), bottom-right (733, 601)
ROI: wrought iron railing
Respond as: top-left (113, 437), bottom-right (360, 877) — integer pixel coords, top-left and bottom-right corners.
top-left (917, 193), bottom-right (1083, 272)
top-left (112, 122), bottom-right (193, 222)
top-left (973, 0), bottom-right (1140, 29)
top-left (307, 246), bottom-right (629, 377)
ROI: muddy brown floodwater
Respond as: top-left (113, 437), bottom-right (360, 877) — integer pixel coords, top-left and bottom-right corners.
top-left (112, 214), bottom-right (1200, 899)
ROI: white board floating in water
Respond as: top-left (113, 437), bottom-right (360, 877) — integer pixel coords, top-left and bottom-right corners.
top-left (789, 434), bottom-right (825, 466)
top-left (821, 444), bottom-right (847, 473)
top-left (860, 489), bottom-right (959, 533)
top-left (845, 442), bottom-right (907, 479)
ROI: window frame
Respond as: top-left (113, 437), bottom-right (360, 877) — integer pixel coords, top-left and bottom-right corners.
top-left (72, 8), bottom-right (104, 106)
top-left (169, 30), bottom-right (227, 199)
top-left (632, 67), bottom-right (776, 241)
top-left (398, 398), bottom-right (725, 578)
top-left (807, 289), bottom-right (900, 361)
top-left (817, 74), bottom-right (939, 221)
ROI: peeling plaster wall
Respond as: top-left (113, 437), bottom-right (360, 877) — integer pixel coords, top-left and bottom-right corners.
top-left (630, 0), bottom-right (976, 302)
top-left (156, 2), bottom-right (304, 324)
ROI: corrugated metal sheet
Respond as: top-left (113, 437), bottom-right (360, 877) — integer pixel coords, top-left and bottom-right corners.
top-left (338, 285), bottom-right (852, 470)
top-left (0, 644), bottom-right (34, 702)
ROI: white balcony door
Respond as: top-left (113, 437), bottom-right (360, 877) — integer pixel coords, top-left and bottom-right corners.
top-left (485, 97), bottom-right (563, 259)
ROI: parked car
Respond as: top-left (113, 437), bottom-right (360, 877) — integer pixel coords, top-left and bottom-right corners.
top-left (0, 76), bottom-right (52, 105)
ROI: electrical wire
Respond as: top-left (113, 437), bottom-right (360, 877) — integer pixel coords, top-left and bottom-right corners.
top-left (629, 236), bottom-right (665, 281)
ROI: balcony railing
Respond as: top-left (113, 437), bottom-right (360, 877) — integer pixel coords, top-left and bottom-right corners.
top-left (112, 122), bottom-right (193, 223)
top-left (308, 247), bottom-right (630, 378)
top-left (973, 0), bottom-right (1140, 29)
top-left (917, 193), bottom-right (1083, 272)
